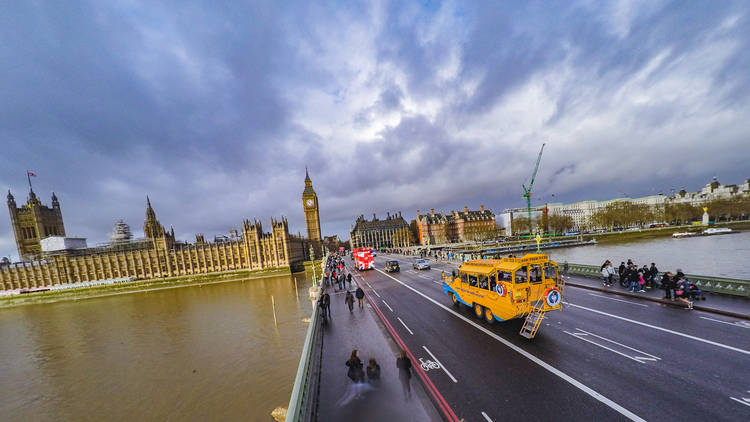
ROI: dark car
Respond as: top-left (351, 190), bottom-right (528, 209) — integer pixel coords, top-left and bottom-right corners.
top-left (385, 260), bottom-right (400, 272)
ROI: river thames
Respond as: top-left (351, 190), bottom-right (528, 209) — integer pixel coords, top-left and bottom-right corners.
top-left (0, 273), bottom-right (314, 421)
top-left (547, 230), bottom-right (750, 279)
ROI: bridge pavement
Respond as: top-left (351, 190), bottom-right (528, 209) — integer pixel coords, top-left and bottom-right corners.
top-left (314, 277), bottom-right (441, 421)
top-left (344, 253), bottom-right (750, 422)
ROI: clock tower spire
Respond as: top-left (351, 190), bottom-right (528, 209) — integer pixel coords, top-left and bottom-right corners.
top-left (302, 168), bottom-right (322, 242)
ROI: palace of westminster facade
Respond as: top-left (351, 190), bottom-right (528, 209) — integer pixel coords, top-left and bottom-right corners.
top-left (0, 172), bottom-right (323, 290)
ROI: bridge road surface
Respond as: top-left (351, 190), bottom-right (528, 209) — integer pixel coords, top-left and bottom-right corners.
top-left (346, 254), bottom-right (750, 422)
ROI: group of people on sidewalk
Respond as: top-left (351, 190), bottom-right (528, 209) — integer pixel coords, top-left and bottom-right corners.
top-left (599, 259), bottom-right (704, 309)
top-left (321, 253), bottom-right (416, 407)
top-left (341, 349), bottom-right (414, 404)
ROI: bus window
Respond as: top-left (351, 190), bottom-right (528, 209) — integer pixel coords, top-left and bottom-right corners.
top-left (460, 272), bottom-right (468, 284)
top-left (489, 274), bottom-right (496, 291)
top-left (530, 265), bottom-right (543, 283)
top-left (479, 275), bottom-right (489, 290)
top-left (499, 271), bottom-right (512, 282)
top-left (544, 263), bottom-right (557, 280)
top-left (514, 269), bottom-right (527, 283)
top-left (468, 274), bottom-right (478, 287)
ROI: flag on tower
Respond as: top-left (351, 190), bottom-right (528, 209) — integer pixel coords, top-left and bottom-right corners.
top-left (27, 171), bottom-right (36, 177)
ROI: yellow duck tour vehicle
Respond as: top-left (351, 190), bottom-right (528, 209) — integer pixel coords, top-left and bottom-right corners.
top-left (442, 253), bottom-right (564, 339)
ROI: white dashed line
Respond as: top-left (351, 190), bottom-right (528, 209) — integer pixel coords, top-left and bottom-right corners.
top-left (700, 316), bottom-right (750, 329)
top-left (382, 300), bottom-right (394, 312)
top-left (371, 289), bottom-right (381, 298)
top-left (366, 282), bottom-right (373, 288)
top-left (397, 317), bottom-right (414, 335)
top-left (481, 411), bottom-right (493, 422)
top-left (422, 345), bottom-right (457, 383)
top-left (587, 293), bottom-right (648, 307)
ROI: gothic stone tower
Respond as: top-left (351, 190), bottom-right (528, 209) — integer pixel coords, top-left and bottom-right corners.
top-left (7, 189), bottom-right (66, 261)
top-left (302, 168), bottom-right (322, 242)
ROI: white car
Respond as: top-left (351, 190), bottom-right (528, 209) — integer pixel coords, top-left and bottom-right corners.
top-left (413, 259), bottom-right (430, 270)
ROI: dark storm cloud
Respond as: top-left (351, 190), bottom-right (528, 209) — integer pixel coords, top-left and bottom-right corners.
top-left (2, 0), bottom-right (750, 259)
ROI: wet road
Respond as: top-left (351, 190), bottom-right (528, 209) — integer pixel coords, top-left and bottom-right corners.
top-left (347, 254), bottom-right (750, 422)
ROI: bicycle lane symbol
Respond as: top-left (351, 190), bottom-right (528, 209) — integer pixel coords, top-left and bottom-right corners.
top-left (419, 357), bottom-right (440, 371)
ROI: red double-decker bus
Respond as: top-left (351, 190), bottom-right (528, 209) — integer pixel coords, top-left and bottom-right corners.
top-left (352, 247), bottom-right (374, 271)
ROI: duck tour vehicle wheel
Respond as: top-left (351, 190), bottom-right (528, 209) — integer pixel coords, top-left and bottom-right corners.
top-left (451, 293), bottom-right (460, 307)
top-left (484, 307), bottom-right (495, 324)
top-left (474, 303), bottom-right (483, 319)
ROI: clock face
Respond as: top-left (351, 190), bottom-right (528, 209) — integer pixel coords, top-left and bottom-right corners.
top-left (306, 199), bottom-right (314, 207)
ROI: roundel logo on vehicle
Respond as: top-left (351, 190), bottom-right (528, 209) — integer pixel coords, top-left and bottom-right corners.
top-left (495, 282), bottom-right (506, 297)
top-left (545, 288), bottom-right (561, 307)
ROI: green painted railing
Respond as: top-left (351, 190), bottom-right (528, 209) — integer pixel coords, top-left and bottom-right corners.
top-left (565, 263), bottom-right (750, 297)
top-left (286, 255), bottom-right (327, 422)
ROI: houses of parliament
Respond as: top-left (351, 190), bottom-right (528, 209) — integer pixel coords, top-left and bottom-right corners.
top-left (0, 172), bottom-right (324, 291)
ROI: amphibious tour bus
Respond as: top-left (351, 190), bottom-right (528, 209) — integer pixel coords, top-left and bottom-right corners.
top-left (442, 253), bottom-right (563, 338)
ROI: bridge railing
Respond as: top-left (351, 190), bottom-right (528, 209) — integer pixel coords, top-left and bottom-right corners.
top-left (565, 263), bottom-right (750, 298)
top-left (286, 254), bottom-right (327, 422)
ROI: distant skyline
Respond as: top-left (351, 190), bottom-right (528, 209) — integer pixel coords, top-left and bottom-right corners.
top-left (3, 1), bottom-right (750, 260)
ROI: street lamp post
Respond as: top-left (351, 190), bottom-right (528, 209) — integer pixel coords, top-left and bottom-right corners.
top-left (309, 245), bottom-right (317, 287)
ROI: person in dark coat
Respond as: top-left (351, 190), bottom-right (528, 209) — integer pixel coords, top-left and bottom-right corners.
top-left (367, 358), bottom-right (381, 383)
top-left (347, 273), bottom-right (352, 288)
top-left (345, 291), bottom-right (355, 313)
top-left (355, 287), bottom-right (365, 309)
top-left (396, 350), bottom-right (412, 400)
top-left (661, 271), bottom-right (675, 300)
top-left (346, 349), bottom-right (364, 383)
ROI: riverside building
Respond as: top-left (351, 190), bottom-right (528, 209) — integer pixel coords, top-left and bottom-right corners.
top-left (415, 206), bottom-right (496, 246)
top-left (350, 212), bottom-right (413, 249)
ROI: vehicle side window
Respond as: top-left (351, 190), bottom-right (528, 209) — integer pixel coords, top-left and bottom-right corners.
top-left (479, 275), bottom-right (489, 290)
top-left (544, 263), bottom-right (557, 279)
top-left (468, 274), bottom-right (478, 287)
top-left (514, 269), bottom-right (527, 283)
top-left (460, 272), bottom-right (468, 284)
top-left (489, 274), bottom-right (496, 291)
top-left (499, 271), bottom-right (512, 282)
top-left (530, 265), bottom-right (543, 283)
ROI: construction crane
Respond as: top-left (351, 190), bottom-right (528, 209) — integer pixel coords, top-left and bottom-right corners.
top-left (522, 143), bottom-right (546, 236)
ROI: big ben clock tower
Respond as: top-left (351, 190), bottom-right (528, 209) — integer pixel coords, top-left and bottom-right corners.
top-left (302, 168), bottom-right (322, 242)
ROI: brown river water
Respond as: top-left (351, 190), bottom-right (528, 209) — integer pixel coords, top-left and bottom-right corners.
top-left (0, 273), bottom-right (314, 421)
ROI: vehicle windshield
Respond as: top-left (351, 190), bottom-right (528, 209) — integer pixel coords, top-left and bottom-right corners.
top-left (416, 259), bottom-right (426, 263)
top-left (387, 261), bottom-right (398, 265)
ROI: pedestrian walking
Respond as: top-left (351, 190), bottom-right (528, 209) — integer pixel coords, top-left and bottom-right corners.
top-left (337, 274), bottom-right (344, 290)
top-left (367, 358), bottom-right (381, 383)
top-left (600, 264), bottom-right (610, 286)
top-left (628, 267), bottom-right (640, 292)
top-left (345, 291), bottom-right (355, 313)
top-left (606, 263), bottom-right (616, 286)
top-left (347, 273), bottom-right (352, 289)
top-left (396, 350), bottom-right (412, 400)
top-left (638, 271), bottom-right (646, 292)
top-left (346, 349), bottom-right (365, 383)
top-left (355, 286), bottom-right (365, 309)
top-left (662, 271), bottom-right (675, 300)
top-left (322, 291), bottom-right (331, 319)
top-left (649, 263), bottom-right (659, 289)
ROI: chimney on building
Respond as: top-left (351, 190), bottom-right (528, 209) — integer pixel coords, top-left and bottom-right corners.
top-left (464, 206), bottom-right (469, 213)
top-left (430, 208), bottom-right (435, 216)
top-left (373, 213), bottom-right (377, 221)
top-left (480, 205), bottom-right (484, 212)
top-left (387, 211), bottom-right (390, 219)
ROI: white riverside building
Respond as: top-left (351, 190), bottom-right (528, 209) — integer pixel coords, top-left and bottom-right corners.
top-left (498, 178), bottom-right (750, 234)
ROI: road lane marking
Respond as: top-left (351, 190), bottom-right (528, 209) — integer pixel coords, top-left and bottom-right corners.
top-left (366, 281), bottom-right (373, 288)
top-left (375, 269), bottom-right (646, 422)
top-left (382, 300), bottom-right (394, 312)
top-left (567, 302), bottom-right (750, 356)
top-left (729, 396), bottom-right (750, 408)
top-left (700, 316), bottom-right (750, 329)
top-left (481, 411), bottom-right (493, 422)
top-left (564, 328), bottom-right (661, 364)
top-left (423, 345), bottom-right (458, 383)
top-left (397, 317), bottom-right (414, 335)
top-left (371, 289), bottom-right (381, 298)
top-left (587, 293), bottom-right (648, 307)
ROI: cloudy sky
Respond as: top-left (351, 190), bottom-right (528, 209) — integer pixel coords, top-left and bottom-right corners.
top-left (2, 0), bottom-right (749, 260)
